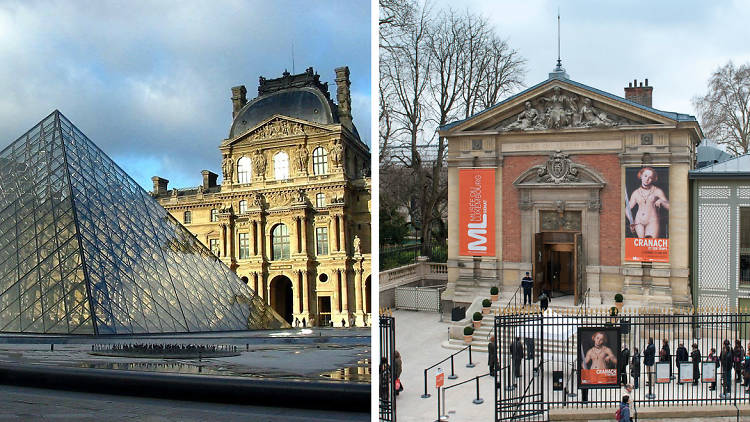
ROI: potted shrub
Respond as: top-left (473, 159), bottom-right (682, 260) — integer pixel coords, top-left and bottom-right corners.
top-left (482, 298), bottom-right (492, 314)
top-left (614, 293), bottom-right (624, 311)
top-left (472, 312), bottom-right (483, 329)
top-left (464, 326), bottom-right (474, 343)
top-left (490, 286), bottom-right (499, 302)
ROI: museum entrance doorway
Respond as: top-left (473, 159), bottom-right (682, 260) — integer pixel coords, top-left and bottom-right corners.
top-left (269, 275), bottom-right (293, 324)
top-left (318, 296), bottom-right (332, 327)
top-left (533, 231), bottom-right (585, 305)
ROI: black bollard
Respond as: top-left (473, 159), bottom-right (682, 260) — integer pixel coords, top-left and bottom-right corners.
top-left (50, 344), bottom-right (54, 352)
top-left (448, 355), bottom-right (457, 380)
top-left (472, 376), bottom-right (484, 404)
top-left (467, 345), bottom-right (475, 368)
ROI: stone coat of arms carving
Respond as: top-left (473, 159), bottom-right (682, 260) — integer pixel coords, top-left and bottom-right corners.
top-left (537, 151), bottom-right (579, 184)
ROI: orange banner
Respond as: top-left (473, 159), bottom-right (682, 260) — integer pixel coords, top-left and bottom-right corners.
top-left (625, 238), bottom-right (669, 262)
top-left (459, 168), bottom-right (495, 256)
top-left (580, 368), bottom-right (617, 385)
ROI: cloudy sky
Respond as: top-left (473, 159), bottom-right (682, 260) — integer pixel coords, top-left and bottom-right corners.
top-left (433, 0), bottom-right (750, 124)
top-left (0, 0), bottom-right (371, 190)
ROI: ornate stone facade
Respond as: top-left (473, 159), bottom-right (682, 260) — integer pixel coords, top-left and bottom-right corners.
top-left (440, 75), bottom-right (702, 309)
top-left (153, 68), bottom-right (372, 327)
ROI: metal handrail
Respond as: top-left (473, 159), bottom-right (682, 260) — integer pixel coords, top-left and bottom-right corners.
top-left (502, 285), bottom-right (523, 313)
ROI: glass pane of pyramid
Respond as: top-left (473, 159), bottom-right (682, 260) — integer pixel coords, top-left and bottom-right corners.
top-left (0, 111), bottom-right (287, 334)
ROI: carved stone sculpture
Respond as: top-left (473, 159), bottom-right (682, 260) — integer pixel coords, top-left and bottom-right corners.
top-left (221, 154), bottom-right (234, 181)
top-left (252, 149), bottom-right (266, 179)
top-left (249, 118), bottom-right (305, 141)
top-left (499, 88), bottom-right (626, 132)
top-left (331, 139), bottom-right (344, 167)
top-left (504, 101), bottom-right (540, 131)
top-left (536, 151), bottom-right (579, 184)
top-left (293, 189), bottom-right (306, 204)
top-left (295, 144), bottom-right (309, 175)
top-left (353, 235), bottom-right (361, 255)
top-left (251, 192), bottom-right (264, 208)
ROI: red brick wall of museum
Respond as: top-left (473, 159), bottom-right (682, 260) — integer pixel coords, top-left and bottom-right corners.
top-left (502, 154), bottom-right (621, 266)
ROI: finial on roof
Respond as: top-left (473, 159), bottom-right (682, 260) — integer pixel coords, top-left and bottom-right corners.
top-left (549, 9), bottom-right (569, 80)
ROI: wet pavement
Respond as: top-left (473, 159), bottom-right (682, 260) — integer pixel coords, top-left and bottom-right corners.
top-left (0, 328), bottom-right (371, 383)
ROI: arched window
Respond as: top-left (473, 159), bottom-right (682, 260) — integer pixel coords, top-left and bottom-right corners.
top-left (237, 156), bottom-right (252, 184)
top-left (210, 208), bottom-right (219, 222)
top-left (316, 193), bottom-right (325, 208)
top-left (183, 211), bottom-right (191, 224)
top-left (312, 147), bottom-right (328, 175)
top-left (238, 200), bottom-right (247, 214)
top-left (274, 151), bottom-right (289, 181)
top-left (271, 224), bottom-right (290, 260)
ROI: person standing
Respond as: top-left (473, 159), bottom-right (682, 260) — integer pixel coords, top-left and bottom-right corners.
top-left (734, 340), bottom-right (745, 383)
top-left (720, 340), bottom-right (733, 398)
top-left (521, 272), bottom-right (533, 306)
top-left (690, 343), bottom-right (701, 386)
top-left (617, 395), bottom-right (632, 422)
top-left (743, 351), bottom-right (750, 392)
top-left (511, 337), bottom-right (524, 386)
top-left (393, 350), bottom-right (403, 396)
top-left (676, 343), bottom-right (688, 383)
top-left (708, 347), bottom-right (718, 391)
top-left (631, 347), bottom-right (641, 390)
top-left (660, 339), bottom-right (672, 378)
top-left (538, 291), bottom-right (549, 312)
top-left (644, 338), bottom-right (655, 386)
top-left (619, 344), bottom-right (631, 385)
top-left (488, 335), bottom-right (498, 375)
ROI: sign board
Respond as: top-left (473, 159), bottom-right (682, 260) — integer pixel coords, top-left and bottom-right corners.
top-left (553, 371), bottom-right (563, 391)
top-left (436, 368), bottom-right (444, 388)
top-left (458, 168), bottom-right (495, 256)
top-left (678, 362), bottom-right (693, 383)
top-left (702, 362), bottom-right (717, 383)
top-left (624, 166), bottom-right (670, 262)
top-left (577, 327), bottom-right (620, 388)
top-left (656, 361), bottom-right (671, 383)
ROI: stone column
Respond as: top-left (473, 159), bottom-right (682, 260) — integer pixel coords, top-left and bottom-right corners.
top-left (354, 267), bottom-right (364, 326)
top-left (336, 273), bottom-right (342, 313)
top-left (251, 220), bottom-right (258, 256)
top-left (291, 275), bottom-right (299, 322)
top-left (302, 270), bottom-right (310, 313)
top-left (221, 224), bottom-right (227, 257)
top-left (341, 269), bottom-right (349, 314)
top-left (300, 216), bottom-right (307, 254)
top-left (339, 216), bottom-right (346, 254)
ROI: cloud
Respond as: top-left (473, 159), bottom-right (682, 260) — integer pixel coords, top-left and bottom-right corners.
top-left (0, 0), bottom-right (371, 190)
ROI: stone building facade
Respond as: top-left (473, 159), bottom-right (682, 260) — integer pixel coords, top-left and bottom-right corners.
top-left (439, 67), bottom-right (702, 308)
top-left (152, 67), bottom-right (371, 327)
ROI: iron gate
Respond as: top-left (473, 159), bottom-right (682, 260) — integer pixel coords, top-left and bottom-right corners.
top-left (495, 313), bottom-right (545, 421)
top-left (395, 286), bottom-right (442, 312)
top-left (379, 314), bottom-right (396, 421)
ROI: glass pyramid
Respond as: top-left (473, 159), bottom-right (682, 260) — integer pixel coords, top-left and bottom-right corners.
top-left (0, 111), bottom-right (287, 334)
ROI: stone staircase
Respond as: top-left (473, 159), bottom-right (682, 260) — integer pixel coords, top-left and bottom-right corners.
top-left (451, 276), bottom-right (499, 305)
top-left (442, 295), bottom-right (579, 356)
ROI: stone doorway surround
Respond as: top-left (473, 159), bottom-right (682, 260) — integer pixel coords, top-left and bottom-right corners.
top-left (513, 151), bottom-right (606, 303)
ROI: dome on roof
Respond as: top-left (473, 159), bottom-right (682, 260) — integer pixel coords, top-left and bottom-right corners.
top-left (229, 87), bottom-right (337, 138)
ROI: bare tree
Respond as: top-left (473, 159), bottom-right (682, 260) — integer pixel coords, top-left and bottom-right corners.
top-left (379, 0), bottom-right (526, 248)
top-left (693, 61), bottom-right (750, 156)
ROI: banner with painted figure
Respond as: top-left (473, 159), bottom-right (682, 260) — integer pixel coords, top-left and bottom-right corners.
top-left (625, 166), bottom-right (669, 262)
top-left (459, 168), bottom-right (495, 256)
top-left (578, 327), bottom-right (620, 388)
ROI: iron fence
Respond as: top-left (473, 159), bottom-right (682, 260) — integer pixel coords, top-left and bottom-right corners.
top-left (379, 313), bottom-right (396, 422)
top-left (493, 306), bottom-right (750, 421)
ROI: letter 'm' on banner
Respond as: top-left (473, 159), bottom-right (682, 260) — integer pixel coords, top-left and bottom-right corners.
top-left (459, 168), bottom-right (495, 256)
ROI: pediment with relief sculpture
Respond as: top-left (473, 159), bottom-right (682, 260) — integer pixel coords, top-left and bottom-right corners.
top-left (441, 79), bottom-right (677, 134)
top-left (222, 115), bottom-right (333, 147)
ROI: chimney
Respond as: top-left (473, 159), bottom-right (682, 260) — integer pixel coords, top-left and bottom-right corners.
top-left (201, 170), bottom-right (218, 191)
top-left (231, 85), bottom-right (247, 119)
top-left (151, 176), bottom-right (169, 196)
top-left (334, 66), bottom-right (353, 130)
top-left (624, 78), bottom-right (653, 108)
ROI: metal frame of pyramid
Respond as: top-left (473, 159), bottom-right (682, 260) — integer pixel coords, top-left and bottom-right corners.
top-left (0, 111), bottom-right (287, 334)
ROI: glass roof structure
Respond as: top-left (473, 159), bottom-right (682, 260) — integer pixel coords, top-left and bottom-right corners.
top-left (0, 111), bottom-right (287, 334)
